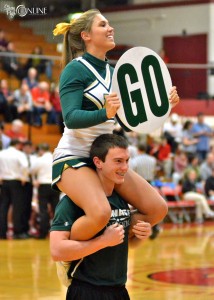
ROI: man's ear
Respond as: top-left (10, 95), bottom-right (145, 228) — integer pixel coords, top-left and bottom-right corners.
top-left (81, 31), bottom-right (90, 42)
top-left (93, 156), bottom-right (102, 169)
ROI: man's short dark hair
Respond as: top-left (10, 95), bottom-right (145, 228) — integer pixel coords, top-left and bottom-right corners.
top-left (10, 139), bottom-right (21, 146)
top-left (37, 143), bottom-right (50, 151)
top-left (137, 142), bottom-right (147, 152)
top-left (23, 140), bottom-right (32, 146)
top-left (90, 134), bottom-right (129, 162)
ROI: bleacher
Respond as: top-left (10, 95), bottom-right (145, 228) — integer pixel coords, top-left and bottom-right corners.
top-left (0, 13), bottom-right (61, 88)
top-left (0, 13), bottom-right (62, 150)
top-left (159, 184), bottom-right (214, 224)
top-left (3, 122), bottom-right (61, 152)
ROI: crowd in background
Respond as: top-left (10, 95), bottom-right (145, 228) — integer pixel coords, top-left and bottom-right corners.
top-left (0, 74), bottom-right (64, 132)
top-left (0, 29), bottom-right (64, 132)
top-left (1, 110), bottom-right (213, 240)
top-left (124, 112), bottom-right (214, 225)
top-left (1, 116), bottom-right (214, 232)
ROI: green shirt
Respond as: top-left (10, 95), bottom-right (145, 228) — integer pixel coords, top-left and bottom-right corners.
top-left (50, 192), bottom-right (131, 286)
top-left (59, 52), bottom-right (114, 129)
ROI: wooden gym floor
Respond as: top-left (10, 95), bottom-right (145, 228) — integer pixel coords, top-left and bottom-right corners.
top-left (0, 222), bottom-right (214, 300)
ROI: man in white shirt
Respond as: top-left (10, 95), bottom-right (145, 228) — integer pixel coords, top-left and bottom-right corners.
top-left (129, 142), bottom-right (157, 183)
top-left (31, 143), bottom-right (60, 239)
top-left (0, 139), bottom-right (29, 239)
top-left (13, 83), bottom-right (33, 123)
top-left (163, 113), bottom-right (182, 153)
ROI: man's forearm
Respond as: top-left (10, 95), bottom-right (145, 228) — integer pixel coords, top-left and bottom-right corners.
top-left (50, 224), bottom-right (124, 262)
top-left (50, 232), bottom-right (107, 262)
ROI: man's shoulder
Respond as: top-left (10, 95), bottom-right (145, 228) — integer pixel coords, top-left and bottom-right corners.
top-left (55, 195), bottom-right (83, 214)
top-left (51, 195), bottom-right (83, 231)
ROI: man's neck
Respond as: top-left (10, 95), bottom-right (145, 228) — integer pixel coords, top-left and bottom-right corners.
top-left (97, 171), bottom-right (114, 197)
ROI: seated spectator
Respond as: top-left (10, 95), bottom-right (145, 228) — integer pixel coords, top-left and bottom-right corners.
top-left (182, 169), bottom-right (214, 223)
top-left (22, 67), bottom-right (39, 90)
top-left (2, 42), bottom-right (25, 80)
top-left (183, 155), bottom-right (201, 182)
top-left (0, 86), bottom-right (11, 123)
top-left (31, 81), bottom-right (56, 126)
top-left (0, 79), bottom-right (16, 121)
top-left (49, 83), bottom-right (64, 133)
top-left (204, 167), bottom-right (214, 201)
top-left (24, 46), bottom-right (53, 80)
top-left (172, 149), bottom-right (188, 184)
top-left (5, 119), bottom-right (27, 143)
top-left (0, 122), bottom-right (11, 149)
top-left (24, 46), bottom-right (46, 76)
top-left (200, 153), bottom-right (214, 182)
top-left (0, 29), bottom-right (9, 52)
top-left (13, 83), bottom-right (33, 123)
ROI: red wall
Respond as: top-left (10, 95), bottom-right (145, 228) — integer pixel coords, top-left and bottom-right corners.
top-left (164, 34), bottom-right (207, 99)
top-left (172, 99), bottom-right (214, 116)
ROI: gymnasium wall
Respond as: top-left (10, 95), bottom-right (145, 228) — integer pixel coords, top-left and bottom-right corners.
top-left (104, 3), bottom-right (210, 54)
top-left (18, 1), bottom-right (214, 97)
top-left (103, 2), bottom-right (213, 95)
top-left (3, 1), bottom-right (214, 99)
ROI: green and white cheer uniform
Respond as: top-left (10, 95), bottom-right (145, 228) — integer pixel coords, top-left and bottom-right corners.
top-left (52, 52), bottom-right (116, 188)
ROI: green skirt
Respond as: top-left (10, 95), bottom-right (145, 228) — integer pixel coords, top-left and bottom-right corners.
top-left (52, 155), bottom-right (94, 191)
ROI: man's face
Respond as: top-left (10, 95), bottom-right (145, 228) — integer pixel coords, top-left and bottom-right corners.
top-left (198, 115), bottom-right (204, 123)
top-left (96, 147), bottom-right (130, 185)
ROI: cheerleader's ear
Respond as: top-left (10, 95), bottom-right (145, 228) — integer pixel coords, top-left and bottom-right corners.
top-left (81, 31), bottom-right (91, 42)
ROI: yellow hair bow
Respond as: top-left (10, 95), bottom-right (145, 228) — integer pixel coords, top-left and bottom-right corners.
top-left (53, 22), bottom-right (72, 36)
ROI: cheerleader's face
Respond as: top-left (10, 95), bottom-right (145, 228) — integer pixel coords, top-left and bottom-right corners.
top-left (82, 13), bottom-right (115, 55)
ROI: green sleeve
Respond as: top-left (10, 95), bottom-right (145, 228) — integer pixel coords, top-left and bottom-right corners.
top-left (59, 62), bottom-right (108, 129)
top-left (50, 196), bottom-right (83, 232)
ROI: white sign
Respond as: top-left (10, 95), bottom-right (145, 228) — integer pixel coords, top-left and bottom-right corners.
top-left (112, 47), bottom-right (172, 134)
